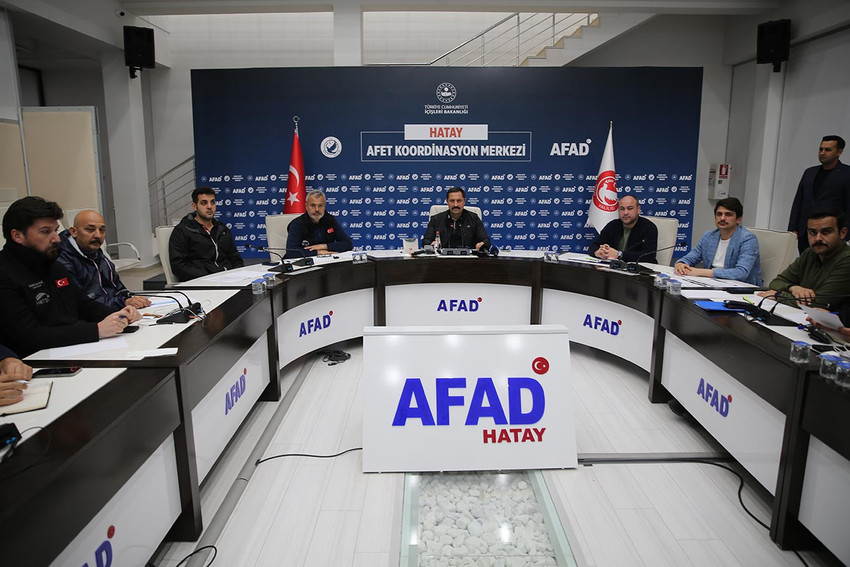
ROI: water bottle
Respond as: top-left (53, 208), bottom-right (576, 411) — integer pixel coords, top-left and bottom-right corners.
top-left (434, 231), bottom-right (441, 253)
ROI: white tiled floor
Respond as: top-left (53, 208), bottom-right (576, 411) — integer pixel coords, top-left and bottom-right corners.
top-left (156, 342), bottom-right (840, 567)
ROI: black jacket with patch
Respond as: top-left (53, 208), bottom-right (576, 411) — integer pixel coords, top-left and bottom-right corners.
top-left (0, 241), bottom-right (115, 357)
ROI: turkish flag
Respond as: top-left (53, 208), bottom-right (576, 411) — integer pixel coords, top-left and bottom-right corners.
top-left (284, 130), bottom-right (306, 213)
top-left (587, 123), bottom-right (619, 233)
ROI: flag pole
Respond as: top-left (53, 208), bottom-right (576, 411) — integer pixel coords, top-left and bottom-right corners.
top-left (293, 115), bottom-right (300, 136)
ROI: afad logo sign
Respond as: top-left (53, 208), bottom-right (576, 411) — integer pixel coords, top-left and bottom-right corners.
top-left (437, 297), bottom-right (481, 312)
top-left (81, 525), bottom-right (115, 567)
top-left (225, 368), bottom-right (247, 416)
top-left (696, 377), bottom-right (732, 417)
top-left (299, 310), bottom-right (333, 337)
top-left (391, 356), bottom-right (551, 445)
top-left (583, 314), bottom-right (621, 335)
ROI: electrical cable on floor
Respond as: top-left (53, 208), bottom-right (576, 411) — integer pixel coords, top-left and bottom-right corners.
top-left (582, 456), bottom-right (810, 567)
top-left (174, 545), bottom-right (217, 567)
top-left (255, 446), bottom-right (362, 466)
top-left (321, 349), bottom-right (350, 365)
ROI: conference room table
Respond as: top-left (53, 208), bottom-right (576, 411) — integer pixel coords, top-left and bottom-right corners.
top-left (16, 287), bottom-right (278, 558)
top-left (4, 250), bottom-right (847, 565)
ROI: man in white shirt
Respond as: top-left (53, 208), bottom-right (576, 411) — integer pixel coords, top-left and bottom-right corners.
top-left (674, 197), bottom-right (762, 285)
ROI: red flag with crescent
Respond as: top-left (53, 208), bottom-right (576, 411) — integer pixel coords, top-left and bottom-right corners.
top-left (587, 124), bottom-right (619, 233)
top-left (284, 130), bottom-right (306, 213)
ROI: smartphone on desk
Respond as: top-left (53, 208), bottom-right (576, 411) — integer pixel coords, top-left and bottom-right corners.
top-left (33, 366), bottom-right (82, 378)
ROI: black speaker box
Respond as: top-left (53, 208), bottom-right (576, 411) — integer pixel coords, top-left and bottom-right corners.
top-left (757, 19), bottom-right (790, 64)
top-left (124, 26), bottom-right (155, 69)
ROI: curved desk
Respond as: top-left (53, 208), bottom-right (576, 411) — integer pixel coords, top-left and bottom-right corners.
top-left (266, 253), bottom-right (841, 558)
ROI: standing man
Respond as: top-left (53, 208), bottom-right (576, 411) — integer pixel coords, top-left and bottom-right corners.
top-left (674, 197), bottom-right (762, 285)
top-left (0, 197), bottom-right (140, 358)
top-left (761, 209), bottom-right (850, 310)
top-left (587, 195), bottom-right (658, 263)
top-left (169, 187), bottom-right (244, 281)
top-left (285, 189), bottom-right (353, 256)
top-left (788, 135), bottom-right (850, 253)
top-left (58, 210), bottom-right (151, 310)
top-left (423, 186), bottom-right (491, 250)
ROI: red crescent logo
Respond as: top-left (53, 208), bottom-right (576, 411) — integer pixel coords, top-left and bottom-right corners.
top-left (532, 357), bottom-right (550, 375)
top-left (593, 170), bottom-right (618, 212)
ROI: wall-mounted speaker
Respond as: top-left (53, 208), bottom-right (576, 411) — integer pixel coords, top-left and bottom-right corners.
top-left (124, 26), bottom-right (155, 71)
top-left (757, 19), bottom-right (790, 70)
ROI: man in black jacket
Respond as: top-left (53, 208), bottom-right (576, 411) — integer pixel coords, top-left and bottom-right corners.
top-left (0, 197), bottom-right (140, 358)
top-left (423, 187), bottom-right (491, 250)
top-left (58, 210), bottom-right (151, 310)
top-left (285, 190), bottom-right (353, 257)
top-left (168, 187), bottom-right (244, 281)
top-left (788, 135), bottom-right (850, 253)
top-left (587, 195), bottom-right (658, 263)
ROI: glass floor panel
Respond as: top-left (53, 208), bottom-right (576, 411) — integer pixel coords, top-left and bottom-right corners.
top-left (400, 470), bottom-right (576, 567)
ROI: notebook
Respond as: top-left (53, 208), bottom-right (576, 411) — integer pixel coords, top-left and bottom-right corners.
top-left (0, 380), bottom-right (52, 416)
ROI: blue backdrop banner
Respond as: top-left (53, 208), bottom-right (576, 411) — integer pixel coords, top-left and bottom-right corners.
top-left (190, 66), bottom-right (702, 258)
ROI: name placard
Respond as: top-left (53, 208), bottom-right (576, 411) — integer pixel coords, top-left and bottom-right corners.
top-left (362, 324), bottom-right (576, 472)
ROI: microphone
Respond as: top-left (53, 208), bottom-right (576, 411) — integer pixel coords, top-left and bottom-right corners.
top-left (608, 239), bottom-right (646, 270)
top-left (259, 246), bottom-right (315, 273)
top-left (246, 243), bottom-right (283, 266)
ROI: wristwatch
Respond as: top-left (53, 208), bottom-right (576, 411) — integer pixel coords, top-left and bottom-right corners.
top-left (617, 250), bottom-right (623, 259)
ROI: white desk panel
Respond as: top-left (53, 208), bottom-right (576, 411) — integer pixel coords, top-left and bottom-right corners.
top-left (49, 436), bottom-right (181, 567)
top-left (661, 332), bottom-right (784, 494)
top-left (541, 289), bottom-right (654, 372)
top-left (385, 282), bottom-right (531, 326)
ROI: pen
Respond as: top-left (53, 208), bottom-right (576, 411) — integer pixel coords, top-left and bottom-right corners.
top-left (743, 296), bottom-right (754, 305)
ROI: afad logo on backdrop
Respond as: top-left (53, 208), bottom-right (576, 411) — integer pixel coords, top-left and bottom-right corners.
top-left (81, 525), bottom-right (116, 567)
top-left (391, 356), bottom-right (551, 445)
top-left (696, 378), bottom-right (732, 417)
top-left (225, 368), bottom-right (247, 416)
top-left (299, 310), bottom-right (333, 337)
top-left (582, 314), bottom-right (621, 335)
top-left (437, 297), bottom-right (482, 312)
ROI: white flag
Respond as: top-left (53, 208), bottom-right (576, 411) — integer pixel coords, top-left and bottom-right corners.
top-left (587, 124), bottom-right (619, 232)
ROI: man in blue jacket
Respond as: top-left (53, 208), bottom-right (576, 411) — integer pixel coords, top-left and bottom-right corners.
top-left (674, 197), bottom-right (762, 285)
top-left (286, 190), bottom-right (353, 257)
top-left (788, 135), bottom-right (850, 253)
top-left (58, 210), bottom-right (151, 310)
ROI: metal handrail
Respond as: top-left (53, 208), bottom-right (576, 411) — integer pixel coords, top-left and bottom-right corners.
top-left (427, 12), bottom-right (519, 66)
top-left (429, 12), bottom-right (596, 67)
top-left (148, 154), bottom-right (195, 188)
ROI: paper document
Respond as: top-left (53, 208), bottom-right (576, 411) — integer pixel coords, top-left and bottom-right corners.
top-left (0, 380), bottom-right (52, 416)
top-left (44, 337), bottom-right (129, 358)
top-left (801, 306), bottom-right (845, 330)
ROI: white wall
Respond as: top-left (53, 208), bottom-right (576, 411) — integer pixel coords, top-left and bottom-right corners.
top-left (145, 12), bottom-right (334, 178)
top-left (769, 28), bottom-right (850, 231)
top-left (569, 14), bottom-right (732, 242)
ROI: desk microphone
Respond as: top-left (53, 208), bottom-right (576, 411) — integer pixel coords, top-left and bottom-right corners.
top-left (258, 246), bottom-right (315, 272)
top-left (246, 243), bottom-right (284, 266)
top-left (607, 239), bottom-right (647, 270)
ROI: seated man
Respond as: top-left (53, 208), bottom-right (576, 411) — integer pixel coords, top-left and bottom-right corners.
top-left (587, 195), bottom-right (658, 263)
top-left (674, 197), bottom-right (762, 285)
top-left (423, 186), bottom-right (491, 251)
top-left (58, 210), bottom-right (151, 310)
top-left (0, 344), bottom-right (32, 407)
top-left (286, 190), bottom-right (353, 256)
top-left (169, 187), bottom-right (244, 281)
top-left (0, 197), bottom-right (140, 358)
top-left (759, 209), bottom-right (850, 310)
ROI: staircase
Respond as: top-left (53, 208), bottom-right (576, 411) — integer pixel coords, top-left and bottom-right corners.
top-left (522, 13), bottom-right (654, 66)
top-left (431, 12), bottom-right (654, 68)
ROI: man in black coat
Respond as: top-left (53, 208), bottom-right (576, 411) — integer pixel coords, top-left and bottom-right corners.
top-left (788, 135), bottom-right (850, 253)
top-left (587, 195), bottom-right (658, 263)
top-left (0, 197), bottom-right (140, 358)
top-left (168, 187), bottom-right (244, 281)
top-left (423, 187), bottom-right (491, 251)
top-left (285, 190), bottom-right (353, 257)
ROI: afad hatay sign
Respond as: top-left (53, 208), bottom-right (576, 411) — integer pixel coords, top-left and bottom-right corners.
top-left (362, 325), bottom-right (576, 472)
